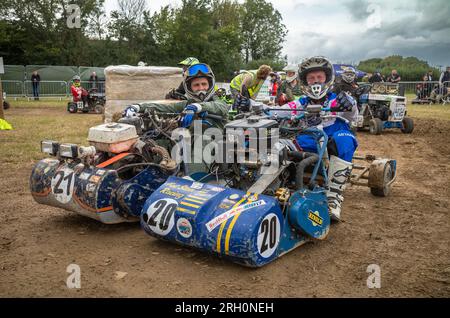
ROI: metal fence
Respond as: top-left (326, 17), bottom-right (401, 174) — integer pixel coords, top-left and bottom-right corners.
top-left (1, 80), bottom-right (24, 97)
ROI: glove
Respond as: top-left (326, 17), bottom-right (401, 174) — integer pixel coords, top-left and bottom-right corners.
top-left (233, 94), bottom-right (251, 112)
top-left (122, 104), bottom-right (140, 117)
top-left (332, 92), bottom-right (354, 112)
top-left (179, 103), bottom-right (201, 128)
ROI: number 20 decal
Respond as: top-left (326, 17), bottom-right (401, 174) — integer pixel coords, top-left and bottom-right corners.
top-left (143, 199), bottom-right (177, 236)
top-left (51, 168), bottom-right (75, 204)
top-left (257, 213), bottom-right (281, 258)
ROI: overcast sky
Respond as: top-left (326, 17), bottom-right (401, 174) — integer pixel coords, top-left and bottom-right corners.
top-left (104, 0), bottom-right (450, 67)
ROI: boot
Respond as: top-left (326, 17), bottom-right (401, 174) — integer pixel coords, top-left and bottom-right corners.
top-left (327, 155), bottom-right (353, 221)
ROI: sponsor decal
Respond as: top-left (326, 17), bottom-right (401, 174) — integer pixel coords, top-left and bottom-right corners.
top-left (308, 211), bottom-right (323, 227)
top-left (96, 169), bottom-right (106, 176)
top-left (190, 182), bottom-right (203, 190)
top-left (160, 188), bottom-right (184, 199)
top-left (79, 172), bottom-right (90, 180)
top-left (86, 183), bottom-right (96, 192)
top-left (229, 194), bottom-right (239, 200)
top-left (206, 200), bottom-right (266, 232)
top-left (177, 218), bottom-right (193, 238)
top-left (89, 175), bottom-right (101, 183)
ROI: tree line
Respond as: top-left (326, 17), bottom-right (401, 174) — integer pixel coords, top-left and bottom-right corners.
top-left (0, 0), bottom-right (288, 81)
top-left (358, 55), bottom-right (442, 82)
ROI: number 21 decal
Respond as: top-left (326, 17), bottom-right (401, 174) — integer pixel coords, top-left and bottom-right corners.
top-left (51, 168), bottom-right (75, 204)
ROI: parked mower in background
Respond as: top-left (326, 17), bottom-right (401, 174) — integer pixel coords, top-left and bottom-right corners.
top-left (354, 83), bottom-right (414, 135)
top-left (67, 87), bottom-right (105, 114)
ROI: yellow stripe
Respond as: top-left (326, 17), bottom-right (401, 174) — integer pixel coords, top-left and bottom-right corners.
top-left (177, 207), bottom-right (196, 215)
top-left (183, 197), bottom-right (205, 204)
top-left (225, 193), bottom-right (258, 254)
top-left (180, 201), bottom-right (200, 209)
top-left (188, 195), bottom-right (208, 201)
top-left (216, 193), bottom-right (249, 254)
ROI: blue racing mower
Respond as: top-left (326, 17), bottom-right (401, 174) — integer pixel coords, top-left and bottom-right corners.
top-left (353, 83), bottom-right (414, 135)
top-left (140, 104), bottom-right (398, 267)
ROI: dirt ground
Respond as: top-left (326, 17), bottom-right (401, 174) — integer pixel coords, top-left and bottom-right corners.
top-left (0, 105), bottom-right (449, 297)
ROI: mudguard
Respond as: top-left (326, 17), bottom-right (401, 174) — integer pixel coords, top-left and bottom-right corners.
top-left (141, 176), bottom-right (317, 267)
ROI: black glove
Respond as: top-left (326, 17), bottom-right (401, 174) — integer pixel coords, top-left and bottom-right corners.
top-left (332, 92), bottom-right (354, 112)
top-left (233, 94), bottom-right (251, 112)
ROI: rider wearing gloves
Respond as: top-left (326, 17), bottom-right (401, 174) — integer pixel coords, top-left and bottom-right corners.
top-left (270, 56), bottom-right (359, 221)
top-left (277, 64), bottom-right (302, 105)
top-left (124, 63), bottom-right (228, 129)
top-left (333, 66), bottom-right (359, 96)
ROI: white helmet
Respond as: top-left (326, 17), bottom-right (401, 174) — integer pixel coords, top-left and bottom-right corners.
top-left (342, 66), bottom-right (356, 84)
top-left (299, 56), bottom-right (335, 100)
top-left (283, 64), bottom-right (298, 83)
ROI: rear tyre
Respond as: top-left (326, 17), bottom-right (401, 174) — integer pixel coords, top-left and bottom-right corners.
top-left (370, 163), bottom-right (393, 197)
top-left (3, 101), bottom-right (10, 110)
top-left (401, 117), bottom-right (414, 134)
top-left (369, 118), bottom-right (383, 135)
top-left (94, 104), bottom-right (104, 114)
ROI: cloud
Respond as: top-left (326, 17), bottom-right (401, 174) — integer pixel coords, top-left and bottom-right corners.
top-left (278, 0), bottom-right (450, 66)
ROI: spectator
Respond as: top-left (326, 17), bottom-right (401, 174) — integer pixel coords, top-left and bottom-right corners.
top-left (369, 70), bottom-right (384, 83)
top-left (387, 69), bottom-right (401, 83)
top-left (269, 72), bottom-right (279, 97)
top-left (439, 66), bottom-right (450, 94)
top-left (31, 71), bottom-right (41, 101)
top-left (89, 71), bottom-right (99, 90)
top-left (424, 71), bottom-right (433, 97)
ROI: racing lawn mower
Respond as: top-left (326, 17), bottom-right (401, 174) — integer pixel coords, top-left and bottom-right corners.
top-left (30, 110), bottom-right (183, 224)
top-left (354, 83), bottom-right (414, 135)
top-left (67, 88), bottom-right (106, 114)
top-left (140, 104), bottom-right (397, 267)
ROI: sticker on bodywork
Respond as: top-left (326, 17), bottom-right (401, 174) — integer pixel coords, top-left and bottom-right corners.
top-left (51, 167), bottom-right (75, 204)
top-left (143, 199), bottom-right (177, 236)
top-left (177, 218), bottom-right (193, 238)
top-left (257, 213), bottom-right (281, 258)
top-left (205, 200), bottom-right (266, 232)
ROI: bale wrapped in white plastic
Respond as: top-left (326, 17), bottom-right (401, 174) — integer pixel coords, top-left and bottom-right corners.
top-left (104, 65), bottom-right (183, 121)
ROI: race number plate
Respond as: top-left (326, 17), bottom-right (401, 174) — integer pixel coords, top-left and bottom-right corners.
top-left (51, 167), bottom-right (75, 204)
top-left (77, 101), bottom-right (84, 109)
top-left (392, 103), bottom-right (405, 120)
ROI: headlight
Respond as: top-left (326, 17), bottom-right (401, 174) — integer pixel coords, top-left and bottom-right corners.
top-left (59, 143), bottom-right (79, 158)
top-left (41, 140), bottom-right (59, 156)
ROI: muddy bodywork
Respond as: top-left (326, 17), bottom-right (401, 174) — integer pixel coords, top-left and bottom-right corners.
top-left (30, 158), bottom-right (171, 224)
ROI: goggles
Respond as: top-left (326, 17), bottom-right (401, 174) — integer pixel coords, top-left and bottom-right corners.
top-left (186, 63), bottom-right (212, 77)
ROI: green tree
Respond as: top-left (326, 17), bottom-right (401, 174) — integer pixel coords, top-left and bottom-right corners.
top-left (241, 0), bottom-right (287, 63)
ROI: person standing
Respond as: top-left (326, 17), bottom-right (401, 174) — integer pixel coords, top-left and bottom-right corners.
top-left (89, 71), bottom-right (99, 90)
top-left (439, 66), bottom-right (450, 95)
top-left (369, 70), bottom-right (384, 83)
top-left (387, 70), bottom-right (401, 83)
top-left (31, 71), bottom-right (41, 100)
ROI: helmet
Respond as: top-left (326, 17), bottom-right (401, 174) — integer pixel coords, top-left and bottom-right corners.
top-left (342, 66), bottom-right (356, 84)
top-left (72, 75), bottom-right (81, 87)
top-left (183, 63), bottom-right (216, 102)
top-left (283, 64), bottom-right (298, 83)
top-left (298, 56), bottom-right (335, 100)
top-left (178, 57), bottom-right (200, 66)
